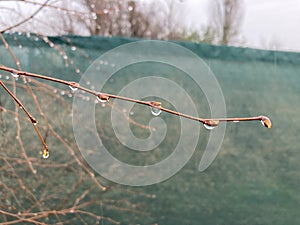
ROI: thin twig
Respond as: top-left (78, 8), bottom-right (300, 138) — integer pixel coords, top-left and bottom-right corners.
top-left (0, 65), bottom-right (272, 129)
top-left (0, 0), bottom-right (51, 33)
top-left (0, 81), bottom-right (49, 158)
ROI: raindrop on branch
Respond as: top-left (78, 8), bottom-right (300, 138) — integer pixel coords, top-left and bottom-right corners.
top-left (97, 94), bottom-right (109, 103)
top-left (150, 101), bottom-right (162, 116)
top-left (42, 149), bottom-right (49, 159)
top-left (151, 107), bottom-right (161, 116)
top-left (69, 84), bottom-right (78, 92)
top-left (203, 120), bottom-right (220, 130)
top-left (10, 71), bottom-right (20, 79)
top-left (260, 116), bottom-right (272, 128)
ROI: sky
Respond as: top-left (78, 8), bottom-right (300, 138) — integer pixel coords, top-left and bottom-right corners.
top-left (1, 0), bottom-right (300, 52)
top-left (183, 0), bottom-right (300, 51)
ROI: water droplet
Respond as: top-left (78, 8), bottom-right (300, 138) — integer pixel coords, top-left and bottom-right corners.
top-left (97, 94), bottom-right (109, 103)
top-left (42, 149), bottom-right (49, 159)
top-left (151, 107), bottom-right (161, 116)
top-left (63, 55), bottom-right (68, 60)
top-left (60, 91), bottom-right (65, 95)
top-left (233, 120), bottom-right (239, 123)
top-left (260, 116), bottom-right (272, 128)
top-left (69, 85), bottom-right (78, 92)
top-left (75, 68), bottom-right (80, 73)
top-left (5, 75), bottom-right (9, 80)
top-left (103, 9), bottom-right (109, 14)
top-left (128, 6), bottom-right (133, 11)
top-left (150, 102), bottom-right (162, 116)
top-left (11, 71), bottom-right (19, 79)
top-left (203, 120), bottom-right (220, 130)
top-left (71, 46), bottom-right (76, 51)
top-left (204, 124), bottom-right (215, 130)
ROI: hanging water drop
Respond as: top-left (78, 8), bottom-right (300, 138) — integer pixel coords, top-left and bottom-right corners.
top-left (233, 120), bottom-right (239, 123)
top-left (42, 149), bottom-right (49, 159)
top-left (11, 71), bottom-right (20, 79)
top-left (69, 85), bottom-right (78, 92)
top-left (260, 116), bottom-right (272, 128)
top-left (97, 94), bottom-right (109, 103)
top-left (204, 124), bottom-right (215, 130)
top-left (151, 107), bottom-right (161, 116)
top-left (203, 120), bottom-right (220, 130)
top-left (150, 101), bottom-right (162, 116)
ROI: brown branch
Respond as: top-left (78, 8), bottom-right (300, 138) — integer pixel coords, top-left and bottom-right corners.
top-left (0, 65), bottom-right (272, 129)
top-left (0, 81), bottom-right (49, 159)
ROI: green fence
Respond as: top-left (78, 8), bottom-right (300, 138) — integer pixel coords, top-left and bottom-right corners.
top-left (0, 33), bottom-right (299, 224)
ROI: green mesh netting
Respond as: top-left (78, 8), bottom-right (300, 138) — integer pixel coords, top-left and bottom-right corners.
top-left (0, 33), bottom-right (299, 225)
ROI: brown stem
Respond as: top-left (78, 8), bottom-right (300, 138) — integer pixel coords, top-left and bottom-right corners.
top-left (0, 81), bottom-right (49, 156)
top-left (0, 65), bottom-right (272, 128)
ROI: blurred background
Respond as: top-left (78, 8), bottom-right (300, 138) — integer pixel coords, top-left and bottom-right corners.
top-left (1, 0), bottom-right (300, 51)
top-left (0, 1), bottom-right (300, 225)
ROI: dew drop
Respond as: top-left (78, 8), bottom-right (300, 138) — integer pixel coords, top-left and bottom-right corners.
top-left (151, 107), bottom-right (161, 116)
top-left (203, 120), bottom-right (220, 130)
top-left (69, 85), bottom-right (78, 92)
top-left (71, 46), bottom-right (77, 51)
top-left (260, 116), bottom-right (272, 128)
top-left (11, 71), bottom-right (20, 79)
top-left (204, 124), bottom-right (216, 130)
top-left (233, 120), bottom-right (239, 123)
top-left (97, 94), bottom-right (109, 103)
top-left (42, 149), bottom-right (49, 159)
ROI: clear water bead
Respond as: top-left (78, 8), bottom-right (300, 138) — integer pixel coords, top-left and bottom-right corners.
top-left (151, 107), bottom-right (161, 116)
top-left (97, 95), bottom-right (109, 103)
top-left (204, 124), bottom-right (216, 130)
top-left (203, 120), bottom-right (220, 130)
top-left (69, 85), bottom-right (78, 92)
top-left (42, 149), bottom-right (49, 159)
top-left (11, 71), bottom-right (20, 79)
